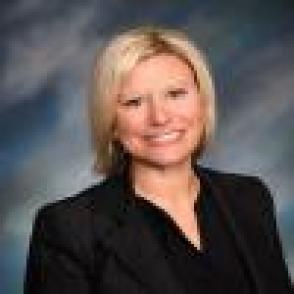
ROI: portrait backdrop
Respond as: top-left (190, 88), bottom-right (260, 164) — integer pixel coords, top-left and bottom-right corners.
top-left (1, 0), bottom-right (293, 293)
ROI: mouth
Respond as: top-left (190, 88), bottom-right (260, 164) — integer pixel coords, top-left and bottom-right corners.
top-left (144, 130), bottom-right (183, 144)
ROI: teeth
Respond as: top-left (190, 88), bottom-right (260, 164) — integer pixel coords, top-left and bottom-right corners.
top-left (147, 131), bottom-right (181, 143)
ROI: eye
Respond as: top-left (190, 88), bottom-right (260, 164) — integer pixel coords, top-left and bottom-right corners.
top-left (167, 88), bottom-right (188, 99)
top-left (120, 96), bottom-right (143, 107)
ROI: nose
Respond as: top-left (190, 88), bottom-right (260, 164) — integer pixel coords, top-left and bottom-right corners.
top-left (148, 98), bottom-right (170, 126)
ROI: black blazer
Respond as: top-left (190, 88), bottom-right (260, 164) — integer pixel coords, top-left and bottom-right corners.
top-left (24, 165), bottom-right (293, 294)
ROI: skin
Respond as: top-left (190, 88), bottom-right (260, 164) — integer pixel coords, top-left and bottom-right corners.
top-left (114, 54), bottom-right (206, 249)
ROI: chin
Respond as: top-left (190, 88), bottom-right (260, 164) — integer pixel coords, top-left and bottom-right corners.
top-left (132, 151), bottom-right (192, 169)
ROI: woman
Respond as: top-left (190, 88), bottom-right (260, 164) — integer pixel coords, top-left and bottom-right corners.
top-left (24, 26), bottom-right (293, 293)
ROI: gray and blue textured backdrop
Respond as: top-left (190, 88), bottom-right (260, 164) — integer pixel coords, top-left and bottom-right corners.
top-left (1, 0), bottom-right (293, 293)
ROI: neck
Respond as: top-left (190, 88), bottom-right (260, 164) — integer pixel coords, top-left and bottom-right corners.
top-left (130, 160), bottom-right (200, 207)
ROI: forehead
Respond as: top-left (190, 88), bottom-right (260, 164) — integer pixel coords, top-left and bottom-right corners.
top-left (121, 54), bottom-right (196, 92)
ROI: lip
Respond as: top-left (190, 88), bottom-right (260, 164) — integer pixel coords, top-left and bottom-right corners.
top-left (144, 130), bottom-right (184, 145)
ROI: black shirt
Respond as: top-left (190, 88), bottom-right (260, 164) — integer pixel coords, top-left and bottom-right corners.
top-left (131, 175), bottom-right (254, 294)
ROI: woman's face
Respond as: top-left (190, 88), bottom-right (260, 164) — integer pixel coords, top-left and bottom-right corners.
top-left (114, 54), bottom-right (205, 169)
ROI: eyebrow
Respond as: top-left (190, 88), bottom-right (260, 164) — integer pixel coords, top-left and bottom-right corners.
top-left (117, 78), bottom-right (196, 100)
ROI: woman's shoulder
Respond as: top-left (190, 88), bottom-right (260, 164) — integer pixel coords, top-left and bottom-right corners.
top-left (197, 165), bottom-right (273, 206)
top-left (28, 176), bottom-right (122, 263)
top-left (196, 165), bottom-right (266, 187)
top-left (27, 179), bottom-right (119, 277)
top-left (32, 175), bottom-right (123, 234)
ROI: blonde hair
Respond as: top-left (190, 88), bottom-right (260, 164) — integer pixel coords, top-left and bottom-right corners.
top-left (89, 26), bottom-right (216, 175)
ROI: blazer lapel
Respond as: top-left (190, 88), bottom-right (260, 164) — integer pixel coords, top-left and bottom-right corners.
top-left (196, 167), bottom-right (266, 294)
top-left (92, 174), bottom-right (185, 294)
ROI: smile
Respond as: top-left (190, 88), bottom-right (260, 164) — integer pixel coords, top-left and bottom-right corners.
top-left (145, 131), bottom-right (183, 144)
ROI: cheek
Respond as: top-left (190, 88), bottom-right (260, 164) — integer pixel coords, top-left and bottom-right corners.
top-left (176, 99), bottom-right (204, 127)
top-left (115, 113), bottom-right (144, 141)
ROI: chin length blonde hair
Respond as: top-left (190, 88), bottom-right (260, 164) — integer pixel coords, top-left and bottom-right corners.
top-left (89, 25), bottom-right (216, 176)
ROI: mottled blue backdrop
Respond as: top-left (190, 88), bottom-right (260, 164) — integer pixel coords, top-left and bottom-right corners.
top-left (1, 0), bottom-right (293, 293)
